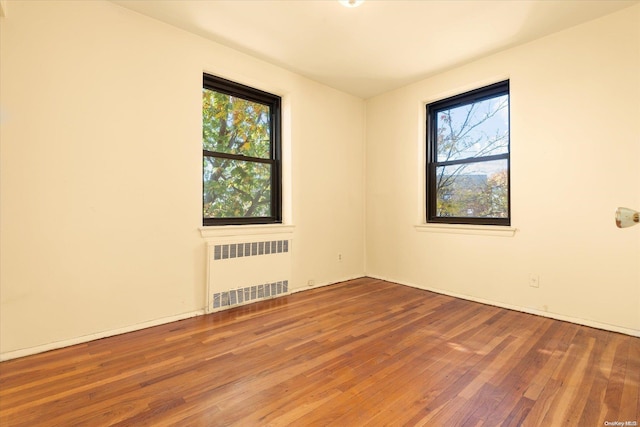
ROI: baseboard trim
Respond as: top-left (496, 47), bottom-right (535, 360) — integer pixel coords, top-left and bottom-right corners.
top-left (367, 274), bottom-right (640, 338)
top-left (290, 274), bottom-right (366, 294)
top-left (0, 310), bottom-right (206, 362)
top-left (0, 276), bottom-right (367, 362)
top-left (6, 273), bottom-right (633, 361)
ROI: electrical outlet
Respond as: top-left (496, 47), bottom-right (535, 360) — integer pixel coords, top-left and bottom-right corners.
top-left (529, 274), bottom-right (540, 288)
top-left (338, 253), bottom-right (342, 262)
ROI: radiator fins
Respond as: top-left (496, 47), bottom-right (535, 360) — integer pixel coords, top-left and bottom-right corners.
top-left (212, 281), bottom-right (289, 309)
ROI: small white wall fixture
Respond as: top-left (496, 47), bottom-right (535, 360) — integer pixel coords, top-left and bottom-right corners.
top-left (616, 207), bottom-right (640, 228)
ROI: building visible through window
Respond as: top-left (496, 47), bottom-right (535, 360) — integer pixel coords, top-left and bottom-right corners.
top-left (426, 80), bottom-right (510, 226)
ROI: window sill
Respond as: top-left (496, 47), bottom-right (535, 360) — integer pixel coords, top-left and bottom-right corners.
top-left (414, 223), bottom-right (517, 237)
top-left (199, 224), bottom-right (295, 239)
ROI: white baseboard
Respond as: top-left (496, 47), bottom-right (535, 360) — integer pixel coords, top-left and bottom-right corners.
top-left (367, 274), bottom-right (640, 338)
top-left (6, 273), bottom-right (632, 362)
top-left (0, 310), bottom-right (206, 362)
top-left (290, 274), bottom-right (366, 294)
top-left (0, 275), bottom-right (366, 362)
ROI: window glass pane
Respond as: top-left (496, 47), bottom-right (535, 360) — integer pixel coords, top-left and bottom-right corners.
top-left (435, 159), bottom-right (508, 218)
top-left (203, 88), bottom-right (271, 159)
top-left (436, 94), bottom-right (508, 162)
top-left (203, 157), bottom-right (272, 218)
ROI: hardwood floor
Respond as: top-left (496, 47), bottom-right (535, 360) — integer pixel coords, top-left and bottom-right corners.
top-left (1, 278), bottom-right (638, 426)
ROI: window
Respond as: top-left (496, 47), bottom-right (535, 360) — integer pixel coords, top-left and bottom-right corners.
top-left (426, 80), bottom-right (510, 226)
top-left (203, 74), bottom-right (282, 226)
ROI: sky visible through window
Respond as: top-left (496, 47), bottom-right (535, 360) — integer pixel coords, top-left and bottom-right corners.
top-left (436, 94), bottom-right (509, 167)
top-left (432, 91), bottom-right (509, 220)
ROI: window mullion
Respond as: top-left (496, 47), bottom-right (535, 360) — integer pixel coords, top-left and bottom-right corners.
top-left (203, 150), bottom-right (272, 165)
top-left (433, 152), bottom-right (509, 168)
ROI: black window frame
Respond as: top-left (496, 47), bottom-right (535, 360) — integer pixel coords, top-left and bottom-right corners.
top-left (426, 80), bottom-right (510, 226)
top-left (202, 73), bottom-right (282, 226)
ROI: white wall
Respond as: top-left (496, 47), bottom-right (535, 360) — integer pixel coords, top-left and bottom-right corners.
top-left (366, 5), bottom-right (640, 334)
top-left (0, 1), bottom-right (365, 357)
top-left (2, 1), bottom-right (638, 360)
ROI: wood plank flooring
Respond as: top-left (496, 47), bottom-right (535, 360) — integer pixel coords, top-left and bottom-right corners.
top-left (1, 278), bottom-right (638, 426)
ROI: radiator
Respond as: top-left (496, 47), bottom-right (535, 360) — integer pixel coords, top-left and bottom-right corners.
top-left (206, 238), bottom-right (292, 313)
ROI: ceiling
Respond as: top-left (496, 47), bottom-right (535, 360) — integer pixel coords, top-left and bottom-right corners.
top-left (112, 0), bottom-right (639, 99)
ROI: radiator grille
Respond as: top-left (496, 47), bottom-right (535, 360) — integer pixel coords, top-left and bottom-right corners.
top-left (213, 239), bottom-right (289, 260)
top-left (206, 238), bottom-right (291, 313)
top-left (212, 281), bottom-right (289, 309)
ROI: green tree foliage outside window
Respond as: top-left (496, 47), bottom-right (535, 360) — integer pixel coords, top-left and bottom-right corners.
top-left (427, 81), bottom-right (510, 225)
top-left (203, 75), bottom-right (281, 225)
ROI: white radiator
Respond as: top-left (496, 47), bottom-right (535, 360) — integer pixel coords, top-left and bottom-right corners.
top-left (206, 238), bottom-right (292, 313)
